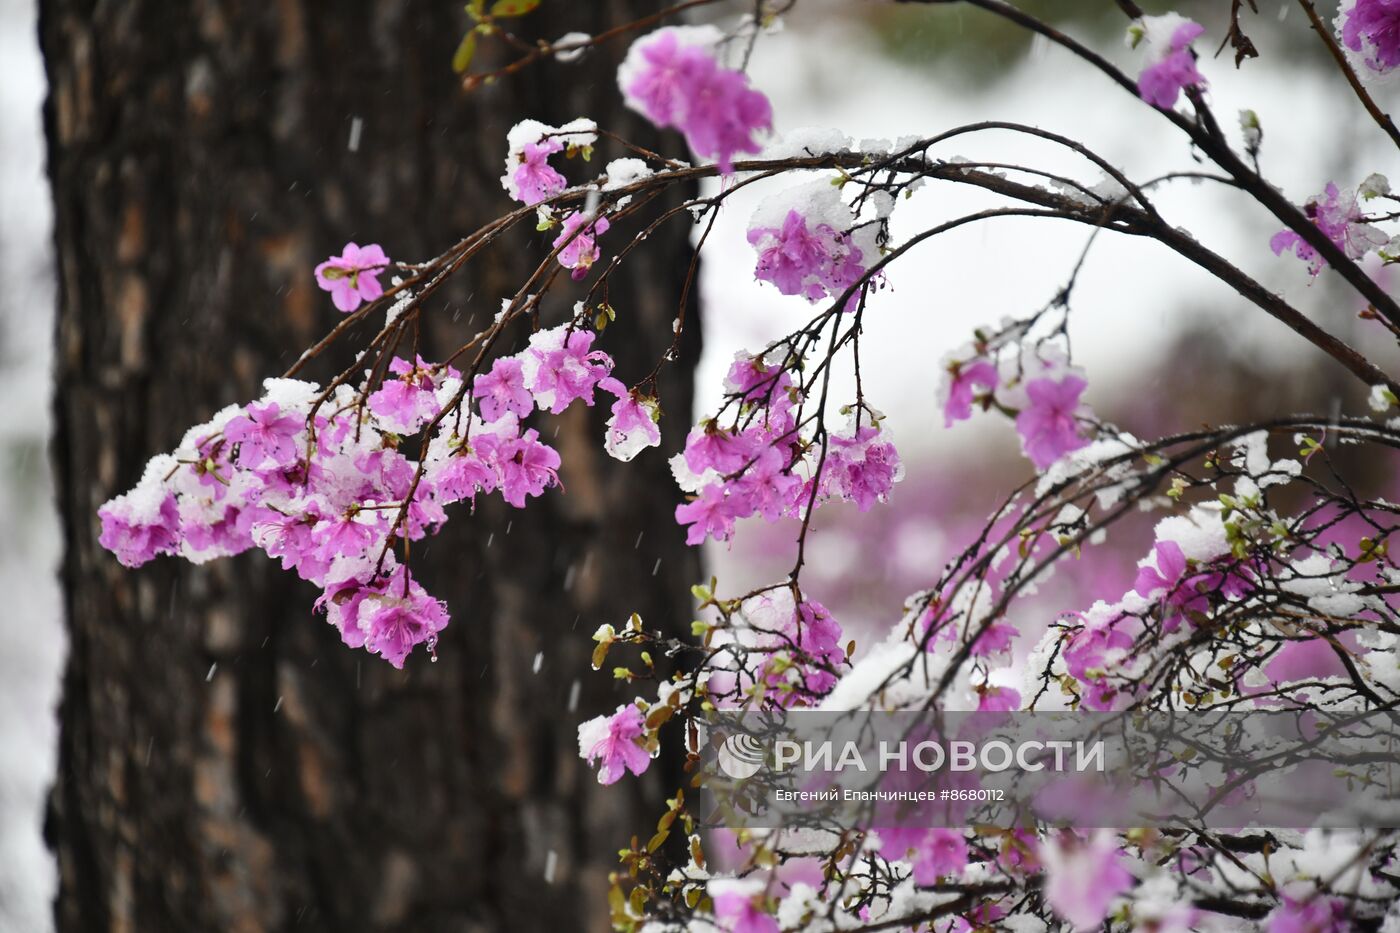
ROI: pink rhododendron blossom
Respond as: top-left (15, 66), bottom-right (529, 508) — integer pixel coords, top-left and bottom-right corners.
top-left (877, 827), bottom-right (969, 885)
top-left (682, 422), bottom-right (753, 477)
top-left (970, 622), bottom-right (1017, 657)
top-left (496, 428), bottom-right (562, 508)
top-left (552, 212), bottom-right (610, 280)
top-left (367, 356), bottom-right (454, 435)
top-left (940, 358), bottom-right (998, 427)
top-left (500, 118), bottom-right (596, 204)
top-left (825, 416), bottom-right (903, 513)
top-left (676, 483), bottom-right (738, 546)
top-left (578, 703), bottom-right (650, 785)
top-left (724, 352), bottom-right (796, 412)
top-left (360, 583), bottom-right (450, 668)
top-left (224, 401), bottom-right (303, 469)
top-left (1063, 614), bottom-right (1133, 680)
top-left (1041, 830), bottom-right (1134, 930)
top-left (732, 446), bottom-right (802, 522)
top-left (1271, 182), bottom-right (1388, 276)
top-left (600, 378), bottom-right (662, 462)
top-left (1265, 894), bottom-right (1350, 933)
top-left (314, 242), bottom-right (390, 313)
top-left (509, 137), bottom-right (566, 205)
top-left (1337, 0), bottom-right (1400, 75)
top-left (521, 326), bottom-right (613, 414)
top-left (98, 491), bottom-right (181, 568)
top-left (1015, 374), bottom-right (1090, 469)
top-left (1135, 539), bottom-right (1189, 599)
top-left (977, 685), bottom-right (1021, 712)
top-left (619, 27), bottom-right (771, 173)
top-left (473, 356), bottom-right (534, 423)
top-left (709, 880), bottom-right (778, 933)
top-left (748, 210), bottom-right (866, 306)
top-left (1131, 14), bottom-right (1207, 108)
top-left (760, 599), bottom-right (845, 702)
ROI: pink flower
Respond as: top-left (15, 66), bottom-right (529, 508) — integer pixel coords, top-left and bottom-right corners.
top-left (970, 622), bottom-right (1017, 658)
top-left (731, 446), bottom-right (802, 522)
top-left (676, 483), bottom-right (738, 546)
top-left (509, 137), bottom-right (567, 205)
top-left (977, 685), bottom-right (1021, 712)
top-left (521, 326), bottom-right (612, 414)
top-left (1135, 539), bottom-right (1187, 598)
top-left (363, 588), bottom-right (449, 668)
top-left (98, 492), bottom-right (181, 568)
top-left (432, 444), bottom-right (500, 505)
top-left (1339, 0), bottom-right (1400, 75)
top-left (225, 401), bottom-right (303, 469)
top-left (1271, 182), bottom-right (1388, 276)
top-left (473, 356), bottom-right (534, 423)
top-left (367, 357), bottom-right (447, 435)
top-left (1015, 375), bottom-right (1090, 469)
top-left (496, 428), bottom-right (562, 508)
top-left (1265, 894), bottom-right (1350, 933)
top-left (912, 829), bottom-right (969, 884)
top-left (941, 359), bottom-right (999, 427)
top-left (251, 508), bottom-right (325, 581)
top-left (724, 353), bottom-right (795, 410)
top-left (762, 599), bottom-right (845, 702)
top-left (578, 704), bottom-right (651, 785)
top-left (748, 210), bottom-right (866, 307)
top-left (1133, 15), bottom-right (1207, 108)
top-left (683, 423), bottom-right (752, 476)
top-left (1063, 614), bottom-right (1133, 682)
top-left (709, 880), bottom-right (778, 933)
top-left (1041, 830), bottom-right (1134, 930)
top-left (552, 212), bottom-right (609, 280)
top-left (619, 28), bottom-right (771, 173)
top-left (312, 510), bottom-right (377, 561)
top-left (314, 242), bottom-right (389, 313)
top-left (600, 379), bottom-right (662, 462)
top-left (878, 828), bottom-right (969, 885)
top-left (826, 422), bottom-right (902, 513)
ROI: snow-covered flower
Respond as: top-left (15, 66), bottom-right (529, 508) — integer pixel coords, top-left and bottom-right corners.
top-left (1271, 182), bottom-right (1389, 275)
top-left (1129, 14), bottom-right (1207, 108)
top-left (1337, 0), bottom-right (1400, 77)
top-left (578, 703), bottom-right (651, 785)
top-left (619, 26), bottom-right (771, 173)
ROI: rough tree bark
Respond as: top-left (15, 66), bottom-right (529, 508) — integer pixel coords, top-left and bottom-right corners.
top-left (41, 2), bottom-right (701, 930)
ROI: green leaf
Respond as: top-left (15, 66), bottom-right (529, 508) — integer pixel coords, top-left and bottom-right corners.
top-left (452, 29), bottom-right (479, 74)
top-left (491, 0), bottom-right (541, 16)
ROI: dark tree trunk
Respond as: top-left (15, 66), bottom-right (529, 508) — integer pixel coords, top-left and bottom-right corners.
top-left (40, 2), bottom-right (701, 931)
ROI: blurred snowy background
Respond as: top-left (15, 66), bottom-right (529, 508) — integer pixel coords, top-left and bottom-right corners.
top-left (0, 0), bottom-right (63, 930)
top-left (0, 0), bottom-right (1392, 929)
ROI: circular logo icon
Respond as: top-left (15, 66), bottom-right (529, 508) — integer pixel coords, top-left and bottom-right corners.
top-left (717, 733), bottom-right (766, 780)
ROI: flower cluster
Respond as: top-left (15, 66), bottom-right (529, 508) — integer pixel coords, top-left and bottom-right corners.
top-left (1271, 179), bottom-right (1391, 276)
top-left (98, 323), bottom-right (652, 668)
top-left (746, 181), bottom-right (874, 308)
top-left (618, 26), bottom-right (772, 173)
top-left (1128, 14), bottom-right (1207, 109)
top-left (672, 353), bottom-right (902, 547)
top-left (939, 344), bottom-right (1094, 471)
top-left (500, 118), bottom-right (598, 206)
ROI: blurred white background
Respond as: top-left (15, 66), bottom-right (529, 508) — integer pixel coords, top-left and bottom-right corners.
top-left (0, 0), bottom-right (63, 930)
